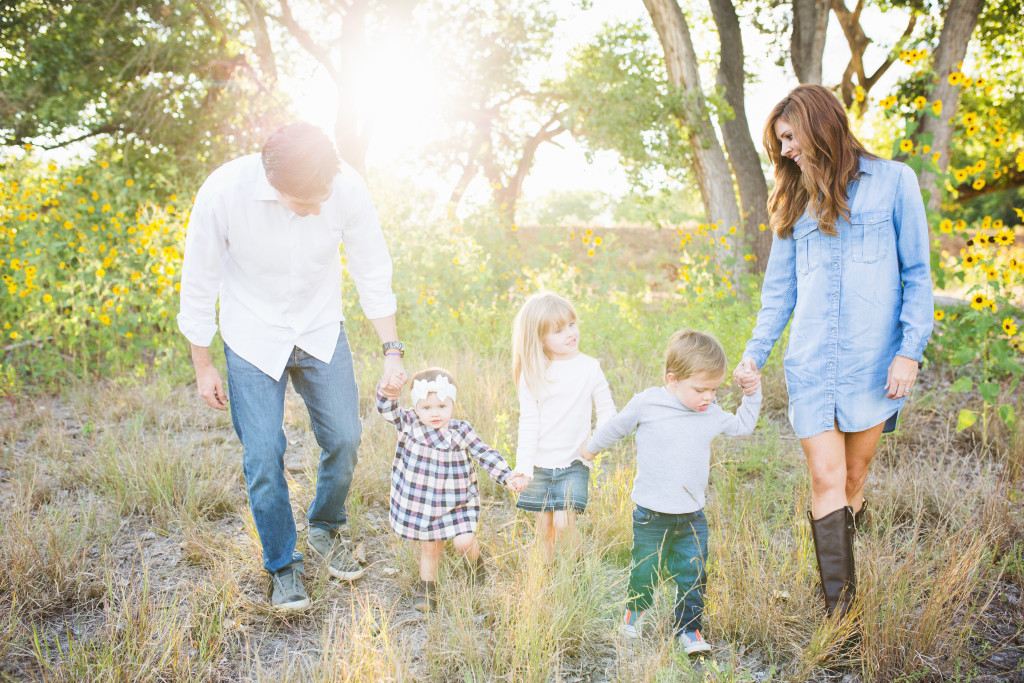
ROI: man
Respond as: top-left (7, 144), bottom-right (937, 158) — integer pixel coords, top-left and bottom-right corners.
top-left (178, 123), bottom-right (406, 610)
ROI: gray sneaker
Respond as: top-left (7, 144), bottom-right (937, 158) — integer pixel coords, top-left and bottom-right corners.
top-left (308, 526), bottom-right (365, 581)
top-left (269, 563), bottom-right (309, 611)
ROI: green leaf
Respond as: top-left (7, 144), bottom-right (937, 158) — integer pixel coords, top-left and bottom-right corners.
top-left (956, 409), bottom-right (978, 432)
top-left (952, 348), bottom-right (976, 366)
top-left (998, 404), bottom-right (1015, 428)
top-left (979, 382), bottom-right (1000, 403)
top-left (950, 376), bottom-right (973, 392)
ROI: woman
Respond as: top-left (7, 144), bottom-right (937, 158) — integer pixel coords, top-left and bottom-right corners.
top-left (734, 84), bottom-right (933, 618)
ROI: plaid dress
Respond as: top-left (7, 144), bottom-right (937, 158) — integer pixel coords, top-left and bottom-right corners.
top-left (377, 391), bottom-right (513, 542)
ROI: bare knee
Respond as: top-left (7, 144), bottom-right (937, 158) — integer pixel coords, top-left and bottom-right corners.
top-left (536, 512), bottom-right (553, 537)
top-left (452, 533), bottom-right (476, 555)
top-left (551, 511), bottom-right (574, 535)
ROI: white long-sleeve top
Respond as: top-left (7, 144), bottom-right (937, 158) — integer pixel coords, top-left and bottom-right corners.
top-left (513, 353), bottom-right (616, 478)
top-left (177, 154), bottom-right (397, 379)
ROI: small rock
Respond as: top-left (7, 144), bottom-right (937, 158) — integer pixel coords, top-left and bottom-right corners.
top-left (772, 590), bottom-right (790, 601)
top-left (295, 520), bottom-right (307, 532)
top-left (353, 542), bottom-right (367, 564)
top-left (381, 566), bottom-right (397, 576)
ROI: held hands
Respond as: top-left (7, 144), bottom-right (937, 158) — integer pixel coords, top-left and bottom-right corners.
top-left (379, 354), bottom-right (407, 400)
top-left (732, 357), bottom-right (761, 396)
top-left (506, 472), bottom-right (530, 493)
top-left (885, 355), bottom-right (919, 399)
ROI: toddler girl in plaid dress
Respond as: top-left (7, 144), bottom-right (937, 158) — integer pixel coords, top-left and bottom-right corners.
top-left (377, 367), bottom-right (527, 611)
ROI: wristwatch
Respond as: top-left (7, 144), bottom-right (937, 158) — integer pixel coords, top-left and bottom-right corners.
top-left (382, 340), bottom-right (405, 357)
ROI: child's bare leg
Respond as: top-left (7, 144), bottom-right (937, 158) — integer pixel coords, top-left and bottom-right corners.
top-left (452, 533), bottom-right (480, 563)
top-left (419, 541), bottom-right (444, 581)
top-left (535, 511), bottom-right (555, 563)
top-left (551, 509), bottom-right (581, 557)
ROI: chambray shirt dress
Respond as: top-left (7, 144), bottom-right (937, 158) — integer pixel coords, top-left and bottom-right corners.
top-left (743, 156), bottom-right (934, 439)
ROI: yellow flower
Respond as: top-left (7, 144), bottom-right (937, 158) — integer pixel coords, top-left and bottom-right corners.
top-left (931, 100), bottom-right (942, 116)
top-left (880, 96), bottom-right (897, 109)
top-left (939, 219), bottom-right (953, 233)
top-left (91, 191), bottom-right (99, 200)
top-left (972, 179), bottom-right (985, 190)
top-left (43, 294), bottom-right (52, 303)
top-left (963, 112), bottom-right (978, 126)
top-left (934, 310), bottom-right (945, 321)
top-left (963, 253), bottom-right (979, 267)
top-left (954, 169), bottom-right (969, 182)
top-left (913, 96), bottom-right (927, 109)
top-left (594, 237), bottom-right (603, 245)
top-left (1004, 319), bottom-right (1019, 336)
top-left (955, 219), bottom-right (966, 231)
top-left (587, 249), bottom-right (595, 257)
top-left (970, 294), bottom-right (987, 310)
top-left (96, 268), bottom-right (106, 278)
top-left (993, 136), bottom-right (1005, 146)
top-left (948, 72), bottom-right (964, 85)
top-left (126, 179), bottom-right (134, 187)
top-left (966, 124), bottom-right (980, 136)
top-left (99, 160), bottom-right (109, 169)
top-left (899, 140), bottom-right (913, 152)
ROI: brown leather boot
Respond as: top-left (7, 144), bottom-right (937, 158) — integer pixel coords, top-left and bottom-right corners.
top-left (807, 506), bottom-right (856, 618)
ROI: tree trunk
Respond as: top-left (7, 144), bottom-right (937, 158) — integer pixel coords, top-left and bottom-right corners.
top-left (790, 0), bottom-right (829, 85)
top-left (831, 0), bottom-right (917, 114)
top-left (642, 0), bottom-right (741, 233)
top-left (333, 0), bottom-right (371, 171)
top-left (707, 0), bottom-right (771, 271)
top-left (914, 0), bottom-right (985, 211)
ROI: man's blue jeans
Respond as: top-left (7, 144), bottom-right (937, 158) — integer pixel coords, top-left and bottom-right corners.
top-left (627, 505), bottom-right (709, 634)
top-left (224, 329), bottom-right (361, 573)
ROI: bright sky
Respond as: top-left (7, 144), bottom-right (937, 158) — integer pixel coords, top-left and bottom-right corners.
top-left (287, 1), bottom-right (914, 207)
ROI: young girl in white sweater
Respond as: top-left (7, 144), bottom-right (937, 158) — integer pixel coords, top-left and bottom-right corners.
top-left (511, 293), bottom-right (616, 561)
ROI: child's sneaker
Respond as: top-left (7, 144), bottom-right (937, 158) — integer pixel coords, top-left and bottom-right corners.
top-left (676, 629), bottom-right (712, 656)
top-left (619, 609), bottom-right (645, 638)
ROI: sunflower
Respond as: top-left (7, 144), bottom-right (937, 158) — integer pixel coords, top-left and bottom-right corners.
top-left (934, 309), bottom-right (945, 321)
top-left (1004, 318), bottom-right (1019, 336)
top-left (970, 293), bottom-right (988, 310)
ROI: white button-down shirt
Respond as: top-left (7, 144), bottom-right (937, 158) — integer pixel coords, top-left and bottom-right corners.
top-left (177, 154), bottom-right (397, 379)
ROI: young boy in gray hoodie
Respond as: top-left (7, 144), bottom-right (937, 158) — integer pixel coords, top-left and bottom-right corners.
top-left (581, 329), bottom-right (761, 655)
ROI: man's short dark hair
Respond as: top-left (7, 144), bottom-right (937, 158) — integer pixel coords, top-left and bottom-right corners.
top-left (261, 123), bottom-right (340, 199)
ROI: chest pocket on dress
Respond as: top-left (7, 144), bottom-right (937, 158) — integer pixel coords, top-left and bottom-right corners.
top-left (792, 218), bottom-right (823, 275)
top-left (848, 210), bottom-right (891, 264)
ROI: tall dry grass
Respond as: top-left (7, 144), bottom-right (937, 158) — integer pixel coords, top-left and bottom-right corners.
top-left (0, 354), bottom-right (1020, 681)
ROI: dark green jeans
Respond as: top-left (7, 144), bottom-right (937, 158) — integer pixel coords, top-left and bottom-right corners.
top-left (627, 505), bottom-right (709, 634)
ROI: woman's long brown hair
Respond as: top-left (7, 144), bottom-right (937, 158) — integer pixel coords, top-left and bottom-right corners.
top-left (763, 85), bottom-right (876, 238)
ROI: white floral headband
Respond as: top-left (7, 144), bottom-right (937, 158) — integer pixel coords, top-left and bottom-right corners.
top-left (410, 376), bottom-right (457, 405)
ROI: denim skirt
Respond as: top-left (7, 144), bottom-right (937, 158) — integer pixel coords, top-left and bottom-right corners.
top-left (515, 460), bottom-right (591, 513)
